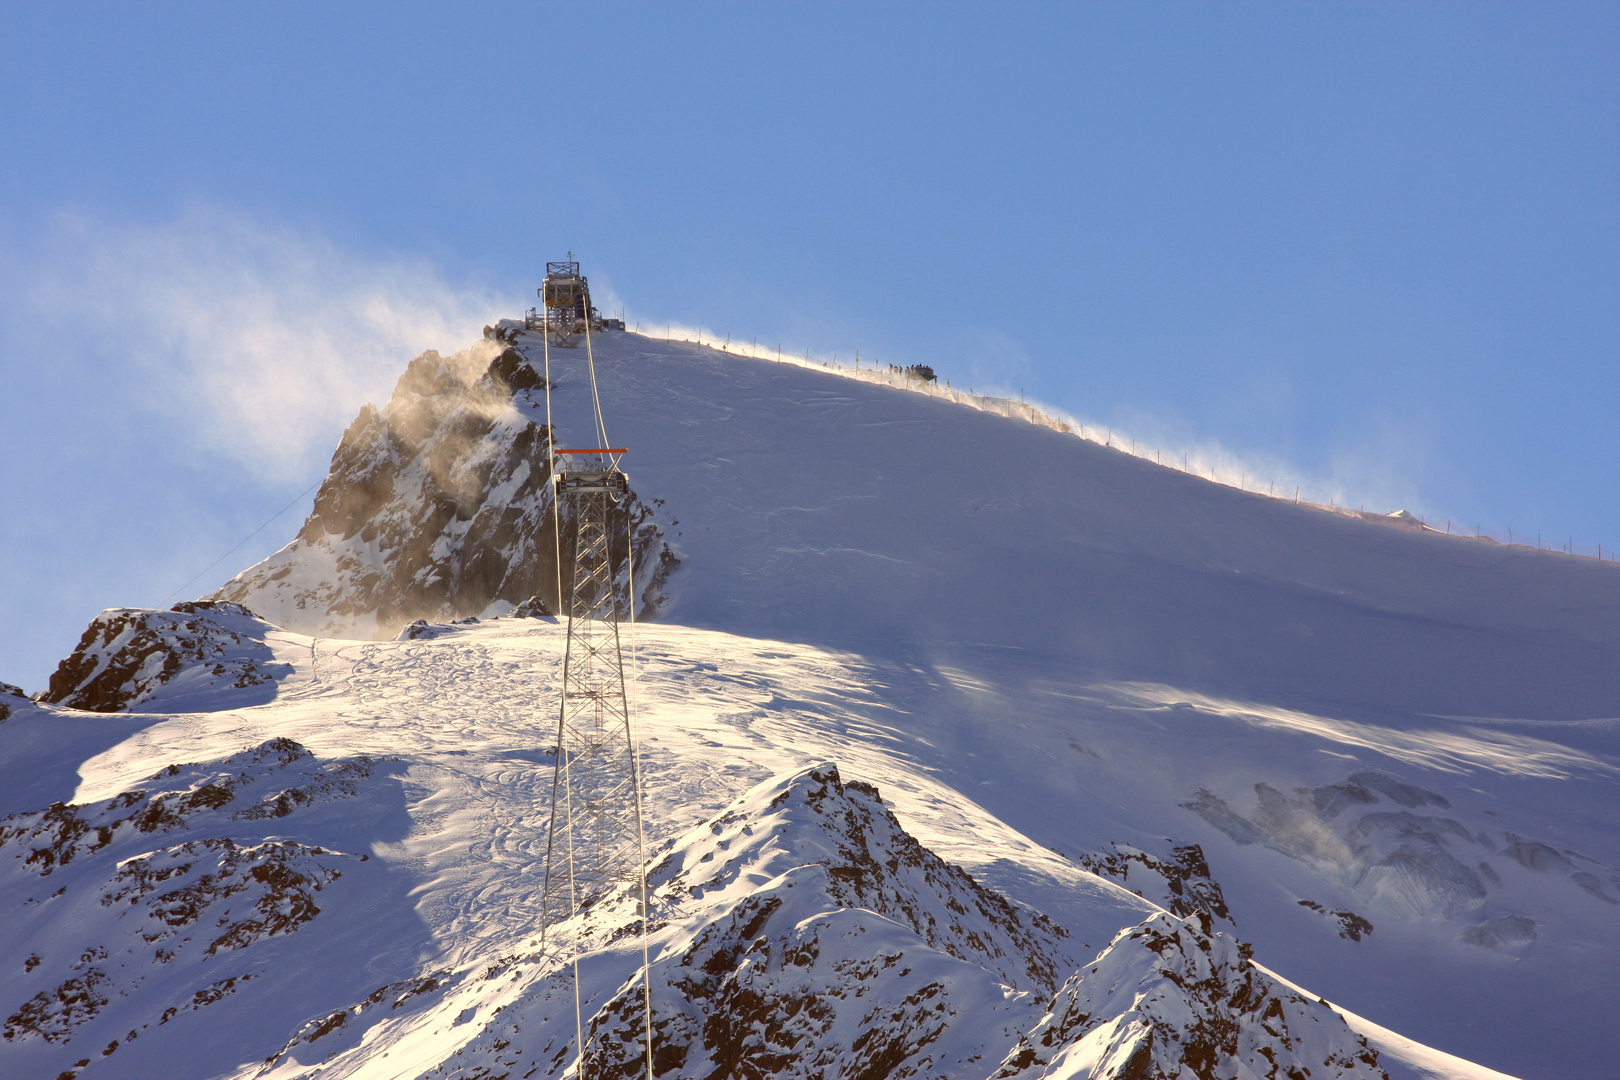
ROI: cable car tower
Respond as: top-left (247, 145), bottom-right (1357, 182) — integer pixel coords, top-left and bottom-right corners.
top-left (535, 259), bottom-right (655, 1078)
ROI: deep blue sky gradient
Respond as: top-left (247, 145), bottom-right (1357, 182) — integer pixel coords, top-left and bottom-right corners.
top-left (1, 2), bottom-right (1617, 689)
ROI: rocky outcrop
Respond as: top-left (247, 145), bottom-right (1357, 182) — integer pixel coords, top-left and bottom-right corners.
top-left (38, 602), bottom-right (287, 713)
top-left (992, 913), bottom-right (1385, 1080)
top-left (0, 683), bottom-right (23, 723)
top-left (0, 739), bottom-right (377, 1053)
top-left (280, 763), bottom-right (1385, 1080)
top-left (408, 763), bottom-right (1075, 1080)
top-left (0, 738), bottom-right (374, 878)
top-left (212, 339), bottom-right (676, 640)
top-left (1075, 842), bottom-right (1235, 930)
top-left (644, 764), bottom-right (1074, 994)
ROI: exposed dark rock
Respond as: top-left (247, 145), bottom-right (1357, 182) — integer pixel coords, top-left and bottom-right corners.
top-left (38, 604), bottom-right (286, 713)
top-left (3, 839), bottom-right (351, 1044)
top-left (101, 837), bottom-right (348, 955)
top-left (0, 739), bottom-right (377, 1052)
top-left (213, 341), bottom-right (677, 639)
top-left (1076, 842), bottom-right (1234, 928)
top-left (483, 346), bottom-right (547, 393)
top-left (3, 966), bottom-right (109, 1044)
top-left (424, 763), bottom-right (1074, 1080)
top-left (1297, 900), bottom-right (1374, 941)
top-left (0, 681), bottom-right (23, 722)
top-left (647, 763), bottom-right (1071, 995)
top-left (993, 912), bottom-right (1386, 1080)
top-left (0, 738), bottom-right (373, 876)
top-left (259, 969), bottom-right (458, 1074)
top-left (508, 595), bottom-right (554, 618)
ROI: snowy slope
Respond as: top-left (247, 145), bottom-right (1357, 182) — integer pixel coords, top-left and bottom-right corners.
top-left (4, 329), bottom-right (1616, 1078)
top-left (2, 617), bottom-right (1393, 1080)
top-left (563, 334), bottom-right (1620, 1078)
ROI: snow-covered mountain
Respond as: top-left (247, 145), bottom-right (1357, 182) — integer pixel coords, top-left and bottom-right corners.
top-left (5, 328), bottom-right (1615, 1079)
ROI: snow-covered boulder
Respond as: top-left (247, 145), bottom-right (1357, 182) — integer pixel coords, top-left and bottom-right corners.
top-left (38, 602), bottom-right (289, 713)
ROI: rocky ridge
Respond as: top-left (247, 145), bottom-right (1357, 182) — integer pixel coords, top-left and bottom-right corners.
top-left (992, 913), bottom-right (1385, 1080)
top-left (0, 682), bottom-right (24, 723)
top-left (0, 739), bottom-right (384, 1071)
top-left (268, 765), bottom-right (1385, 1080)
top-left (38, 601), bottom-right (288, 713)
top-left (212, 334), bottom-right (676, 640)
top-left (1072, 842), bottom-right (1236, 932)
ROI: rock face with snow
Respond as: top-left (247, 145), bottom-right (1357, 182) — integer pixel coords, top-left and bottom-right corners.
top-left (992, 913), bottom-right (1385, 1080)
top-left (0, 738), bottom-right (387, 1074)
top-left (274, 763), bottom-right (1379, 1080)
top-left (212, 337), bottom-right (677, 639)
top-left (1073, 842), bottom-right (1235, 932)
top-left (38, 601), bottom-right (288, 713)
top-left (0, 682), bottom-right (24, 722)
top-left (410, 763), bottom-right (1075, 1080)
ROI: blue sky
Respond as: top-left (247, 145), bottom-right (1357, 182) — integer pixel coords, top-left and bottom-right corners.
top-left (1, 2), bottom-right (1616, 690)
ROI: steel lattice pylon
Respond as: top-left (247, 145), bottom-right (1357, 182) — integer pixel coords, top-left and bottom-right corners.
top-left (541, 462), bottom-right (646, 933)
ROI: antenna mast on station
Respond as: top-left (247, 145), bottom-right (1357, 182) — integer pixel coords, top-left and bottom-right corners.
top-left (535, 258), bottom-right (654, 1078)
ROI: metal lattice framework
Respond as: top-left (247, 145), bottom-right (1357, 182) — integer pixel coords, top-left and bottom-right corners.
top-left (536, 260), bottom-right (654, 1077)
top-left (541, 453), bottom-right (645, 932)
